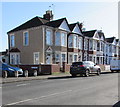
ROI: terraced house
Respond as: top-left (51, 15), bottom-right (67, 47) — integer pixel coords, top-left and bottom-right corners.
top-left (7, 10), bottom-right (120, 67)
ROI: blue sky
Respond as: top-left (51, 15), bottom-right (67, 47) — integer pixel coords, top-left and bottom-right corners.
top-left (1, 2), bottom-right (118, 51)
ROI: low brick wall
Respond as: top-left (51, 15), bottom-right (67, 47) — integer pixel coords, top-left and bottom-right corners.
top-left (41, 64), bottom-right (60, 74)
top-left (63, 62), bottom-right (71, 72)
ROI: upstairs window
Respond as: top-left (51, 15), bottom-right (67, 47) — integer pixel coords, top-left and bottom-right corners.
top-left (74, 36), bottom-right (78, 48)
top-left (55, 31), bottom-right (67, 47)
top-left (23, 31), bottom-right (29, 46)
top-left (61, 32), bottom-right (67, 46)
top-left (10, 35), bottom-right (15, 47)
top-left (55, 32), bottom-right (61, 46)
top-left (68, 35), bottom-right (73, 47)
top-left (78, 37), bottom-right (82, 50)
top-left (46, 30), bottom-right (52, 45)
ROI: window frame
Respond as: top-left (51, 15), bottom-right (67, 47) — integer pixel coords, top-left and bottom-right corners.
top-left (10, 34), bottom-right (15, 47)
top-left (23, 31), bottom-right (29, 46)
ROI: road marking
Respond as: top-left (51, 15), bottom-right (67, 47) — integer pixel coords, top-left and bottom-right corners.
top-left (16, 84), bottom-right (28, 87)
top-left (6, 89), bottom-right (72, 105)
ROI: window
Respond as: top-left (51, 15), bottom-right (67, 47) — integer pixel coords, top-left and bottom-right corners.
top-left (74, 55), bottom-right (77, 62)
top-left (55, 54), bottom-right (60, 62)
top-left (68, 35), bottom-right (73, 47)
top-left (84, 39), bottom-right (88, 50)
top-left (55, 31), bottom-right (67, 47)
top-left (68, 54), bottom-right (73, 64)
top-left (62, 54), bottom-right (66, 62)
top-left (10, 53), bottom-right (20, 65)
top-left (55, 32), bottom-right (61, 46)
top-left (46, 30), bottom-right (52, 45)
top-left (89, 39), bottom-right (93, 50)
top-left (74, 36), bottom-right (78, 48)
top-left (10, 35), bottom-right (15, 47)
top-left (89, 56), bottom-right (92, 61)
top-left (78, 38), bottom-right (82, 50)
top-left (23, 32), bottom-right (29, 46)
top-left (93, 40), bottom-right (97, 50)
top-left (34, 52), bottom-right (39, 64)
top-left (61, 32), bottom-right (67, 46)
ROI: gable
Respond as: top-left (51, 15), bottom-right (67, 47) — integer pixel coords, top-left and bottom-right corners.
top-left (93, 31), bottom-right (99, 39)
top-left (112, 38), bottom-right (116, 45)
top-left (59, 20), bottom-right (70, 32)
top-left (73, 24), bottom-right (82, 35)
top-left (46, 47), bottom-right (52, 53)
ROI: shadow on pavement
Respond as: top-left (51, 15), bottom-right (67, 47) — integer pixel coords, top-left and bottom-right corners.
top-left (113, 101), bottom-right (120, 107)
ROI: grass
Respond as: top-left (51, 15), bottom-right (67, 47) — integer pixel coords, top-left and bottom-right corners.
top-left (52, 71), bottom-right (70, 75)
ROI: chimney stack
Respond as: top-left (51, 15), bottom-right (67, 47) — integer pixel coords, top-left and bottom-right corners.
top-left (43, 10), bottom-right (53, 21)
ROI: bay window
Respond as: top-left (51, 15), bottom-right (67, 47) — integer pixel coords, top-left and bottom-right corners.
top-left (55, 31), bottom-right (67, 47)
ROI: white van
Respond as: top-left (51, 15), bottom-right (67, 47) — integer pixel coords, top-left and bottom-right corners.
top-left (110, 60), bottom-right (120, 72)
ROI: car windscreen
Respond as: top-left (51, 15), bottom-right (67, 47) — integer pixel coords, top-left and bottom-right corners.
top-left (72, 62), bottom-right (83, 65)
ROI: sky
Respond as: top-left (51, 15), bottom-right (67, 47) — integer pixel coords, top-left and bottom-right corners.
top-left (1, 1), bottom-right (118, 51)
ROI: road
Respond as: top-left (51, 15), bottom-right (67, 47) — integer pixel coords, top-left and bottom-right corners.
top-left (2, 72), bottom-right (119, 106)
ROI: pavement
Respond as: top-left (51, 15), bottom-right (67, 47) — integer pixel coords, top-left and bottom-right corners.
top-left (1, 70), bottom-right (111, 84)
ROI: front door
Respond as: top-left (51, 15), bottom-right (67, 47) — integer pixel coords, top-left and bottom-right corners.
top-left (46, 53), bottom-right (52, 64)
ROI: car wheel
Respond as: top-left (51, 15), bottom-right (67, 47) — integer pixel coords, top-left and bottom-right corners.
top-left (97, 69), bottom-right (101, 76)
top-left (85, 70), bottom-right (89, 77)
top-left (33, 70), bottom-right (37, 76)
top-left (2, 71), bottom-right (8, 78)
top-left (71, 74), bottom-right (76, 77)
top-left (24, 70), bottom-right (28, 77)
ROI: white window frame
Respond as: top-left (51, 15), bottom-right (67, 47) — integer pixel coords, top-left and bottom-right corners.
top-left (10, 34), bottom-right (15, 47)
top-left (78, 37), bottom-right (83, 50)
top-left (55, 31), bottom-right (67, 47)
top-left (33, 52), bottom-right (40, 64)
top-left (61, 52), bottom-right (67, 62)
top-left (46, 29), bottom-right (53, 46)
top-left (89, 39), bottom-right (93, 51)
top-left (10, 53), bottom-right (20, 65)
top-left (23, 31), bottom-right (29, 46)
top-left (55, 52), bottom-right (60, 62)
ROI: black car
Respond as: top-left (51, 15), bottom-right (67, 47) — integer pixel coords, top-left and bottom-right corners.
top-left (70, 61), bottom-right (101, 77)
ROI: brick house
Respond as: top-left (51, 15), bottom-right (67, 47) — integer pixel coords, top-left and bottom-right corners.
top-left (7, 10), bottom-right (120, 67)
top-left (83, 30), bottom-right (105, 65)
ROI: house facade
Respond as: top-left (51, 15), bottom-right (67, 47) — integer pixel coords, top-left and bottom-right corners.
top-left (7, 10), bottom-right (120, 66)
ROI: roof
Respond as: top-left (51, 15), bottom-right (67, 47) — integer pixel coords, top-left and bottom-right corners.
top-left (105, 37), bottom-right (115, 43)
top-left (97, 31), bottom-right (105, 40)
top-left (83, 30), bottom-right (97, 37)
top-left (8, 17), bottom-right (69, 33)
top-left (9, 48), bottom-right (20, 52)
top-left (45, 17), bottom-right (68, 28)
top-left (116, 39), bottom-right (119, 43)
top-left (8, 16), bottom-right (49, 33)
top-left (69, 23), bottom-right (76, 31)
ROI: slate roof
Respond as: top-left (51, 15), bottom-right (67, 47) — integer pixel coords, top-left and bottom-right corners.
top-left (116, 39), bottom-right (119, 43)
top-left (69, 23), bottom-right (76, 31)
top-left (45, 17), bottom-right (69, 28)
top-left (82, 30), bottom-right (97, 37)
top-left (7, 17), bottom-right (70, 33)
top-left (7, 16), bottom-right (49, 33)
top-left (105, 37), bottom-right (115, 43)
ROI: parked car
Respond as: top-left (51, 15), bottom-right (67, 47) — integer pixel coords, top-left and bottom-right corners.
top-left (0, 62), bottom-right (23, 77)
top-left (70, 61), bottom-right (101, 77)
top-left (110, 59), bottom-right (120, 72)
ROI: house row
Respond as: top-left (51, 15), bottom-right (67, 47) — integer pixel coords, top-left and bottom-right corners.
top-left (7, 10), bottom-right (120, 67)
